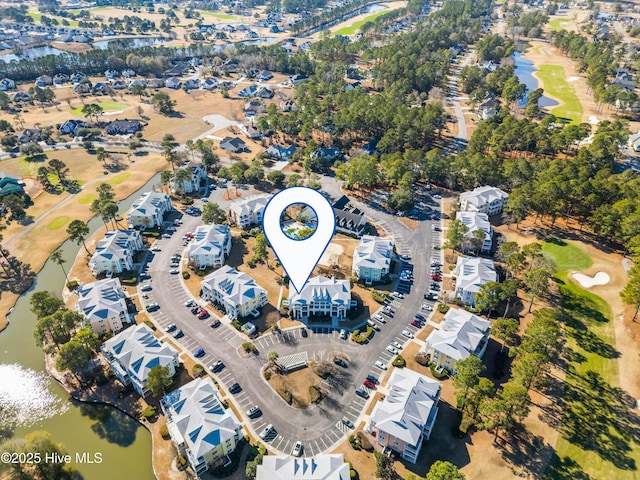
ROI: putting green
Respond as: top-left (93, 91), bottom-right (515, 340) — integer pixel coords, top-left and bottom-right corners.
top-left (334, 9), bottom-right (390, 35)
top-left (537, 64), bottom-right (583, 124)
top-left (198, 10), bottom-right (235, 19)
top-left (47, 216), bottom-right (70, 230)
top-left (548, 17), bottom-right (571, 31)
top-left (70, 102), bottom-right (131, 116)
top-left (107, 172), bottom-right (131, 186)
top-left (78, 193), bottom-right (97, 205)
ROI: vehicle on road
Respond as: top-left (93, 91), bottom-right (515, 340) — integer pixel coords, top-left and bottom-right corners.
top-left (355, 387), bottom-right (369, 399)
top-left (166, 323), bottom-right (177, 332)
top-left (259, 424), bottom-right (274, 440)
top-left (342, 417), bottom-right (354, 429)
top-left (333, 357), bottom-right (347, 368)
top-left (247, 405), bottom-right (261, 418)
top-left (173, 329), bottom-right (184, 339)
top-left (292, 441), bottom-right (303, 457)
top-left (339, 329), bottom-right (347, 339)
top-left (210, 360), bottom-right (224, 372)
top-left (402, 330), bottom-right (414, 339)
top-left (141, 284), bottom-right (152, 292)
top-left (375, 361), bottom-right (387, 370)
top-left (194, 348), bottom-right (205, 358)
top-left (229, 382), bottom-right (242, 394)
top-left (386, 345), bottom-right (399, 355)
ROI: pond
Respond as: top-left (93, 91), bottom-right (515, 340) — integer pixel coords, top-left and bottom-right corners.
top-left (0, 45), bottom-right (65, 63)
top-left (0, 174), bottom-right (163, 480)
top-left (513, 51), bottom-right (559, 108)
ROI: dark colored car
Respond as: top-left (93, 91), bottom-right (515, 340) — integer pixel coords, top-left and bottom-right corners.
top-left (211, 360), bottom-right (224, 372)
top-left (411, 320), bottom-right (422, 328)
top-left (301, 328), bottom-right (308, 338)
top-left (191, 306), bottom-right (200, 315)
top-left (194, 348), bottom-right (205, 358)
top-left (173, 329), bottom-right (184, 339)
top-left (415, 314), bottom-right (426, 323)
top-left (210, 319), bottom-right (221, 328)
top-left (355, 387), bottom-right (369, 399)
top-left (333, 357), bottom-right (347, 368)
top-left (363, 379), bottom-right (376, 389)
top-left (229, 383), bottom-right (242, 394)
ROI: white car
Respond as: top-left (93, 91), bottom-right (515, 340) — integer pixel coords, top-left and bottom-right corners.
top-left (374, 314), bottom-right (386, 324)
top-left (259, 424), bottom-right (274, 440)
top-left (151, 245), bottom-right (161, 252)
top-left (421, 304), bottom-right (433, 311)
top-left (375, 361), bottom-right (388, 370)
top-left (400, 254), bottom-right (411, 260)
top-left (292, 441), bottom-right (303, 457)
top-left (340, 329), bottom-right (347, 339)
top-left (169, 269), bottom-right (180, 274)
top-left (386, 345), bottom-right (399, 355)
top-left (391, 292), bottom-right (404, 299)
top-left (184, 299), bottom-right (194, 307)
top-left (391, 340), bottom-right (403, 349)
top-left (433, 194), bottom-right (442, 199)
top-left (402, 330), bottom-right (414, 339)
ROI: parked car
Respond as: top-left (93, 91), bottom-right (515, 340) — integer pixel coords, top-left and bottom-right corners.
top-left (386, 345), bottom-right (399, 355)
top-left (292, 441), bottom-right (303, 457)
top-left (374, 314), bottom-right (386, 323)
top-left (415, 314), bottom-right (426, 322)
top-left (191, 306), bottom-right (202, 315)
top-left (247, 405), bottom-right (261, 418)
top-left (165, 323), bottom-right (177, 332)
top-left (173, 329), bottom-right (184, 339)
top-left (169, 268), bottom-right (180, 274)
top-left (141, 284), bottom-right (152, 292)
top-left (210, 360), bottom-right (224, 372)
top-left (402, 330), bottom-right (414, 339)
top-left (194, 348), bottom-right (205, 358)
top-left (410, 320), bottom-right (422, 328)
top-left (391, 291), bottom-right (404, 299)
top-left (259, 424), bottom-right (274, 440)
top-left (146, 303), bottom-right (160, 312)
top-left (431, 275), bottom-right (442, 281)
top-left (400, 254), bottom-right (411, 260)
top-left (339, 329), bottom-right (347, 339)
top-left (197, 309), bottom-right (210, 320)
top-left (301, 328), bottom-right (308, 337)
top-left (184, 299), bottom-right (194, 307)
top-left (421, 304), bottom-right (433, 311)
top-left (333, 357), bottom-right (347, 368)
top-left (210, 319), bottom-right (221, 328)
top-left (364, 379), bottom-right (376, 389)
top-left (375, 361), bottom-right (387, 370)
top-left (433, 194), bottom-right (442, 199)
top-left (229, 382), bottom-right (242, 394)
top-left (391, 340), bottom-right (402, 349)
top-left (367, 320), bottom-right (380, 331)
top-left (355, 387), bottom-right (369, 399)
top-left (342, 417), bottom-right (354, 429)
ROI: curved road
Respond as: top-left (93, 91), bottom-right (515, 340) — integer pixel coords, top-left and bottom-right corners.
top-left (141, 179), bottom-right (443, 457)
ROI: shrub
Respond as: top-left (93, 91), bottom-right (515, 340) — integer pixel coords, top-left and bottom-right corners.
top-left (95, 373), bottom-right (108, 386)
top-left (256, 441), bottom-right (267, 456)
top-left (430, 363), bottom-right (449, 379)
top-left (247, 259), bottom-right (256, 268)
top-left (242, 342), bottom-right (258, 354)
top-left (144, 320), bottom-right (155, 330)
top-left (309, 385), bottom-right (322, 403)
top-left (192, 364), bottom-right (204, 377)
top-left (142, 405), bottom-right (156, 419)
top-left (160, 423), bottom-right (170, 439)
top-left (182, 270), bottom-right (190, 279)
top-left (231, 320), bottom-right (242, 331)
top-left (372, 291), bottom-right (387, 304)
top-left (438, 304), bottom-right (450, 314)
top-left (392, 355), bottom-right (405, 368)
top-left (263, 370), bottom-right (271, 380)
top-left (66, 280), bottom-right (79, 290)
top-left (348, 434), bottom-right (361, 450)
top-left (352, 326), bottom-right (374, 344)
top-left (182, 196), bottom-right (193, 205)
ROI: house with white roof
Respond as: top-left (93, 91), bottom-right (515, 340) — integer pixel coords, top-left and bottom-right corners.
top-left (287, 276), bottom-right (352, 324)
top-left (77, 278), bottom-right (132, 335)
top-left (88, 230), bottom-right (143, 276)
top-left (101, 323), bottom-right (179, 397)
top-left (453, 256), bottom-right (497, 306)
top-left (161, 378), bottom-right (244, 476)
top-left (228, 194), bottom-right (271, 229)
top-left (422, 308), bottom-right (491, 374)
top-left (169, 162), bottom-right (207, 194)
top-left (126, 192), bottom-right (172, 228)
top-left (352, 235), bottom-right (394, 283)
top-left (186, 224), bottom-right (231, 269)
top-left (455, 211), bottom-right (493, 254)
top-left (257, 454), bottom-right (351, 480)
top-left (201, 265), bottom-right (268, 320)
top-left (628, 132), bottom-right (640, 152)
top-left (459, 185), bottom-right (508, 216)
top-left (367, 368), bottom-right (441, 464)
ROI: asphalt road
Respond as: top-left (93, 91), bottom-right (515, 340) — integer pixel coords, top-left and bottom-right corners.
top-left (140, 179), bottom-right (444, 456)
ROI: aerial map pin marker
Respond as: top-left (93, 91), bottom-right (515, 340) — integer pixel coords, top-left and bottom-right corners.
top-left (262, 187), bottom-right (336, 294)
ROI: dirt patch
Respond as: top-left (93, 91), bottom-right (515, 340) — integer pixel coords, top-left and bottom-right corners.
top-left (266, 365), bottom-right (323, 409)
top-left (397, 217), bottom-right (419, 229)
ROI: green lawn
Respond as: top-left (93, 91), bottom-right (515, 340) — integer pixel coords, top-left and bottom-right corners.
top-left (70, 102), bottom-right (131, 116)
top-left (77, 193), bottom-right (97, 205)
top-left (107, 172), bottom-right (131, 186)
top-left (540, 240), bottom-right (640, 479)
top-left (334, 9), bottom-right (391, 35)
top-left (26, 12), bottom-right (78, 27)
top-left (197, 10), bottom-right (235, 20)
top-left (47, 215), bottom-right (70, 230)
top-left (548, 17), bottom-right (571, 32)
top-left (537, 64), bottom-right (583, 124)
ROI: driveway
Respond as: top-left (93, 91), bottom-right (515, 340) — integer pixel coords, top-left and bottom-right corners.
top-left (141, 180), bottom-right (445, 456)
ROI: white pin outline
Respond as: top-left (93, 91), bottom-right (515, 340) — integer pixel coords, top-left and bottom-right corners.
top-left (262, 187), bottom-right (336, 294)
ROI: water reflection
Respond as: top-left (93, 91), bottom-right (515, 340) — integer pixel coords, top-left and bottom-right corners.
top-left (0, 364), bottom-right (68, 434)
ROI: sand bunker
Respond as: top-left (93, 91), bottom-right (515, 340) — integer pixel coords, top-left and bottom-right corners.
top-left (103, 110), bottom-right (124, 116)
top-left (589, 115), bottom-right (600, 125)
top-left (567, 76), bottom-right (579, 82)
top-left (572, 271), bottom-right (610, 288)
top-left (319, 242), bottom-right (344, 267)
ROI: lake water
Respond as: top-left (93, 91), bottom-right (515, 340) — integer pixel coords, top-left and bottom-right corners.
top-left (513, 51), bottom-right (559, 108)
top-left (0, 173), bottom-right (162, 480)
top-left (0, 37), bottom-right (165, 63)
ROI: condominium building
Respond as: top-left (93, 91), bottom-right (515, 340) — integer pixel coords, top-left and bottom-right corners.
top-left (77, 277), bottom-right (132, 335)
top-left (201, 265), bottom-right (268, 320)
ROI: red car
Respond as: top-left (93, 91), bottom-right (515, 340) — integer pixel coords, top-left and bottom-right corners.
top-left (431, 275), bottom-right (442, 281)
top-left (410, 320), bottom-right (422, 328)
top-left (197, 309), bottom-right (210, 320)
top-left (363, 379), bottom-right (376, 389)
